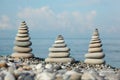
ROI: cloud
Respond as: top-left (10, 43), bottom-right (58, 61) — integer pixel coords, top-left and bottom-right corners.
top-left (0, 15), bottom-right (12, 29)
top-left (18, 6), bottom-right (97, 34)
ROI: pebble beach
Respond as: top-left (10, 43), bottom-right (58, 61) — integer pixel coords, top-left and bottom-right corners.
top-left (0, 21), bottom-right (120, 80)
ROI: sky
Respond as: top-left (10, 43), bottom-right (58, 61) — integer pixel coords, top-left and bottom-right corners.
top-left (0, 0), bottom-right (120, 38)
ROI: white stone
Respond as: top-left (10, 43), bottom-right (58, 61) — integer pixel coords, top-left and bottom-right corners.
top-left (89, 43), bottom-right (102, 48)
top-left (55, 40), bottom-right (64, 44)
top-left (17, 33), bottom-right (28, 37)
top-left (18, 29), bottom-right (28, 34)
top-left (11, 53), bottom-right (34, 58)
top-left (52, 43), bottom-right (66, 47)
top-left (15, 37), bottom-right (30, 41)
top-left (85, 52), bottom-right (105, 59)
top-left (13, 46), bottom-right (32, 53)
top-left (14, 41), bottom-right (32, 47)
top-left (48, 52), bottom-right (69, 58)
top-left (45, 64), bottom-right (53, 69)
top-left (85, 59), bottom-right (105, 64)
top-left (88, 47), bottom-right (102, 53)
top-left (45, 58), bottom-right (74, 63)
top-left (4, 72), bottom-right (15, 80)
top-left (49, 47), bottom-right (70, 52)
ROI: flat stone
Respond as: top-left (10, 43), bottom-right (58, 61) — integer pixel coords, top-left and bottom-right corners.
top-left (52, 43), bottom-right (66, 47)
top-left (15, 37), bottom-right (30, 41)
top-left (18, 29), bottom-right (28, 34)
top-left (64, 70), bottom-right (81, 80)
top-left (84, 59), bottom-right (105, 64)
top-left (81, 72), bottom-right (96, 80)
top-left (0, 62), bottom-right (8, 68)
top-left (92, 36), bottom-right (99, 39)
top-left (13, 46), bottom-right (32, 53)
top-left (55, 40), bottom-right (65, 44)
top-left (4, 72), bottom-right (15, 80)
top-left (88, 47), bottom-right (102, 53)
top-left (49, 47), bottom-right (70, 52)
top-left (17, 33), bottom-right (29, 37)
top-left (19, 27), bottom-right (28, 30)
top-left (14, 41), bottom-right (32, 47)
top-left (48, 52), bottom-right (69, 58)
top-left (90, 40), bottom-right (101, 44)
top-left (45, 58), bottom-right (74, 63)
top-left (85, 52), bottom-right (105, 59)
top-left (11, 53), bottom-right (34, 58)
top-left (89, 43), bottom-right (102, 48)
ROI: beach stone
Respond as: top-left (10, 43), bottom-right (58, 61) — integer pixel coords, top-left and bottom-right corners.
top-left (0, 61), bottom-right (8, 68)
top-left (11, 53), bottom-right (34, 58)
top-left (14, 41), bottom-right (32, 47)
top-left (45, 64), bottom-right (53, 69)
top-left (36, 63), bottom-right (42, 70)
top-left (48, 52), bottom-right (69, 58)
top-left (64, 70), bottom-right (81, 80)
top-left (45, 35), bottom-right (74, 63)
top-left (84, 29), bottom-right (105, 65)
top-left (36, 71), bottom-right (55, 80)
top-left (88, 47), bottom-right (102, 53)
top-left (49, 47), bottom-right (70, 52)
top-left (81, 72), bottom-right (96, 80)
top-left (85, 53), bottom-right (105, 59)
top-left (15, 37), bottom-right (30, 41)
top-left (4, 72), bottom-right (15, 80)
top-left (13, 46), bottom-right (32, 53)
top-left (17, 33), bottom-right (29, 37)
top-left (89, 43), bottom-right (102, 48)
top-left (52, 43), bottom-right (66, 47)
top-left (45, 58), bottom-right (74, 63)
top-left (18, 29), bottom-right (28, 34)
top-left (18, 73), bottom-right (34, 80)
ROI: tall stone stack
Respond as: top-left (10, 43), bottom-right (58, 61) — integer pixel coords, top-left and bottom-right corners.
top-left (45, 35), bottom-right (74, 63)
top-left (84, 29), bottom-right (105, 64)
top-left (11, 21), bottom-right (34, 58)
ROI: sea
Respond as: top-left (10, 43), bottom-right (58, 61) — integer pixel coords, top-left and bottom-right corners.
top-left (0, 32), bottom-right (120, 68)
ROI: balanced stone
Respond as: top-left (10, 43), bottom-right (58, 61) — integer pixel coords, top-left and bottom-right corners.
top-left (84, 29), bottom-right (105, 64)
top-left (45, 35), bottom-right (74, 63)
top-left (11, 21), bottom-right (34, 58)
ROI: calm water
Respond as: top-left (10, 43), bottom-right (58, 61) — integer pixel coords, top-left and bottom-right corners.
top-left (0, 36), bottom-right (120, 68)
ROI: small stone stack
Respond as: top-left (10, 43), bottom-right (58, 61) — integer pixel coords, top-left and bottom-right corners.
top-left (11, 21), bottom-right (34, 58)
top-left (45, 35), bottom-right (74, 63)
top-left (84, 29), bottom-right (105, 64)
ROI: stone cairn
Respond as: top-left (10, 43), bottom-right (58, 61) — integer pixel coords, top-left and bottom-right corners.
top-left (11, 21), bottom-right (34, 58)
top-left (84, 29), bottom-right (105, 64)
top-left (45, 35), bottom-right (74, 63)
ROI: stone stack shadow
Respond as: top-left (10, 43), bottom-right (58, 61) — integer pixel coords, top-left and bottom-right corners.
top-left (84, 29), bottom-right (105, 64)
top-left (11, 21), bottom-right (34, 58)
top-left (45, 35), bottom-right (74, 63)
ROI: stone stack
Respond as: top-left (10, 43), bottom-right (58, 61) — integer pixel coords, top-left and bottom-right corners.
top-left (11, 21), bottom-right (34, 58)
top-left (84, 29), bottom-right (105, 64)
top-left (45, 35), bottom-right (74, 63)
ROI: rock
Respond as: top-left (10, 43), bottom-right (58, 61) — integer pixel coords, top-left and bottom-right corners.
top-left (64, 70), bottom-right (81, 80)
top-left (18, 73), bottom-right (34, 80)
top-left (13, 46), bottom-right (32, 53)
top-left (36, 71), bottom-right (55, 80)
top-left (14, 41), bottom-right (32, 47)
top-left (4, 72), bottom-right (15, 80)
top-left (45, 64), bottom-right (53, 69)
top-left (0, 61), bottom-right (8, 68)
top-left (36, 63), bottom-right (42, 70)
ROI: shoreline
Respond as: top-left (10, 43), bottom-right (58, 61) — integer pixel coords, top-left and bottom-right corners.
top-left (0, 56), bottom-right (120, 80)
